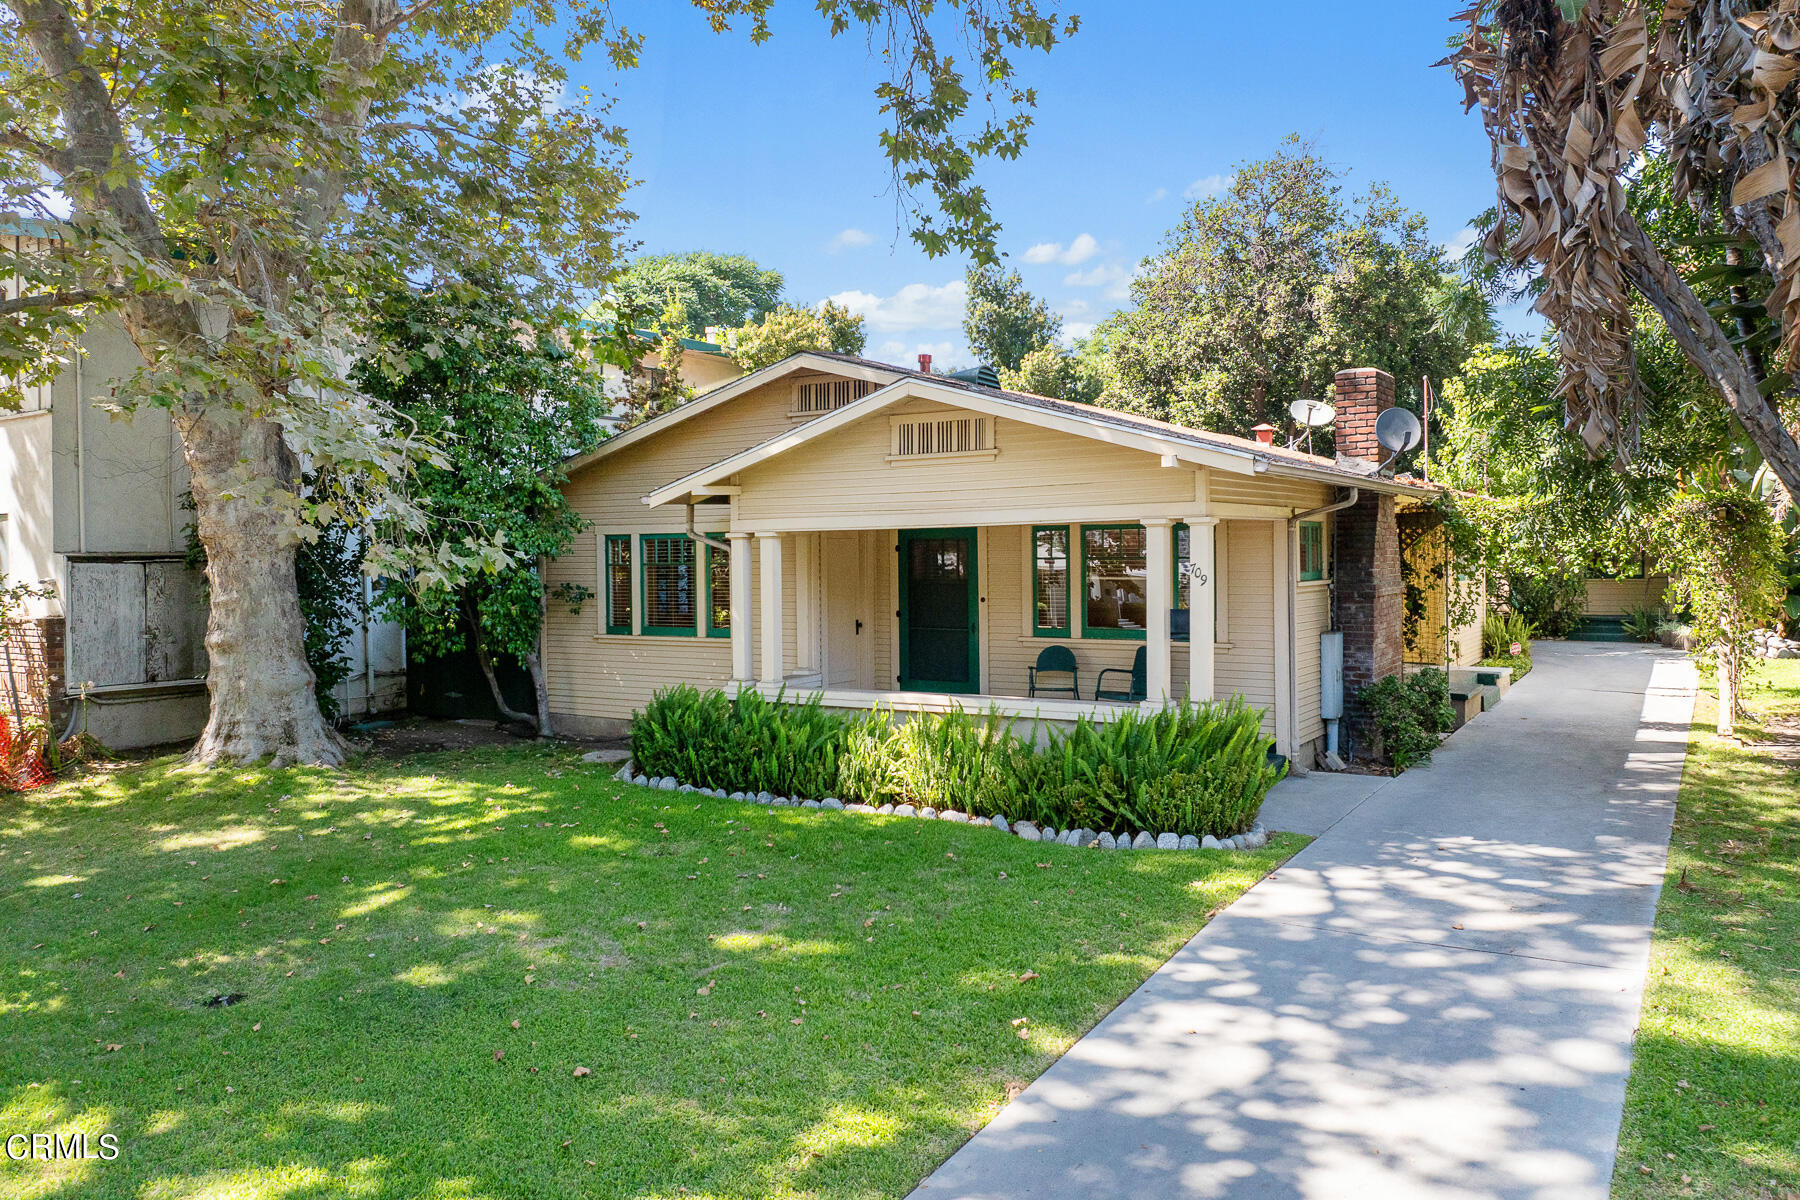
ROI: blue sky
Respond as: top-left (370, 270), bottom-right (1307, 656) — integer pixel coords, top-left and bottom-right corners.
top-left (596, 2), bottom-right (1530, 366)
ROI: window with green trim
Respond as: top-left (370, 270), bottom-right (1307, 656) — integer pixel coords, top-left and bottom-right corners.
top-left (706, 544), bottom-right (731, 637)
top-left (1081, 525), bottom-right (1147, 638)
top-left (604, 535), bottom-right (632, 634)
top-left (641, 534), bottom-right (697, 635)
top-left (1174, 524), bottom-right (1221, 641)
top-left (1032, 526), bottom-right (1071, 636)
top-left (1299, 521), bottom-right (1326, 581)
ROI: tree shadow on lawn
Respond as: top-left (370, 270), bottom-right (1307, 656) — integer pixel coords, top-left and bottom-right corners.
top-left (0, 746), bottom-right (1290, 1199)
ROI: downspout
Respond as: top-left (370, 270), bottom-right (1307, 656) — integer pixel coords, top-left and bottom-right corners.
top-left (682, 504), bottom-right (731, 554)
top-left (74, 341), bottom-right (87, 553)
top-left (1287, 487), bottom-right (1360, 763)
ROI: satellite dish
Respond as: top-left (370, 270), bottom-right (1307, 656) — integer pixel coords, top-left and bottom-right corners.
top-left (1375, 407), bottom-right (1423, 456)
top-left (1289, 398), bottom-right (1335, 427)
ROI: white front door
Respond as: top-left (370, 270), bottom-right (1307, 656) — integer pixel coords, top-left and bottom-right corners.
top-left (823, 531), bottom-right (873, 688)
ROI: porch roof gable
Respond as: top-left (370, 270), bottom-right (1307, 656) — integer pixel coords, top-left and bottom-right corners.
top-left (642, 371), bottom-right (1442, 509)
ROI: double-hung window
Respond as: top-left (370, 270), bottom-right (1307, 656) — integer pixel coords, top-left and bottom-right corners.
top-left (706, 544), bottom-right (731, 637)
top-left (604, 535), bottom-right (632, 634)
top-left (641, 534), bottom-right (698, 635)
top-left (1032, 526), bottom-right (1071, 637)
top-left (1299, 521), bottom-right (1326, 581)
top-left (1080, 525), bottom-right (1149, 638)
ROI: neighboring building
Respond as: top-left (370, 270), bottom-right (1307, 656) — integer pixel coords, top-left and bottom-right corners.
top-left (1401, 513), bottom-right (1487, 669)
top-left (0, 224), bottom-right (405, 748)
top-left (597, 328), bottom-right (743, 430)
top-left (543, 356), bottom-right (1438, 768)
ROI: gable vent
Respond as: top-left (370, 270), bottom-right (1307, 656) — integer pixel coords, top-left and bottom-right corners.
top-left (792, 377), bottom-right (879, 416)
top-left (888, 411), bottom-right (998, 462)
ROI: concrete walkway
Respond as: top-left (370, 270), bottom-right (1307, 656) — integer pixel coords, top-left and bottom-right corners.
top-left (912, 642), bottom-right (1697, 1200)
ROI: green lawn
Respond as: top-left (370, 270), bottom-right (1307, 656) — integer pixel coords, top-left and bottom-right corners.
top-left (0, 746), bottom-right (1301, 1200)
top-left (1614, 658), bottom-right (1800, 1198)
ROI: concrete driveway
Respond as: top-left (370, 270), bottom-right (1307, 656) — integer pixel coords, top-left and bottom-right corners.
top-left (912, 642), bottom-right (1697, 1200)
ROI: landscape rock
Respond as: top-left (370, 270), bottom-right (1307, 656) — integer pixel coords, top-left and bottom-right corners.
top-left (1057, 829), bottom-right (1075, 846)
top-left (801, 799), bottom-right (822, 809)
top-left (656, 777), bottom-right (678, 791)
top-left (633, 774), bottom-right (650, 787)
top-left (584, 748), bottom-right (632, 765)
top-left (822, 798), bottom-right (844, 810)
top-left (877, 804), bottom-right (895, 815)
top-left (1115, 833), bottom-right (1132, 850)
top-left (1157, 832), bottom-right (1179, 850)
top-left (990, 815), bottom-right (1010, 834)
top-left (847, 803), bottom-right (875, 814)
top-left (1201, 835), bottom-right (1221, 850)
top-left (1014, 821), bottom-right (1039, 841)
top-left (941, 810), bottom-right (968, 823)
top-left (918, 807), bottom-right (938, 820)
top-left (1075, 828), bottom-right (1097, 848)
top-left (1041, 827), bottom-right (1059, 843)
top-left (1179, 835), bottom-right (1200, 850)
top-left (1096, 832), bottom-right (1116, 849)
top-left (894, 804), bottom-right (917, 817)
top-left (730, 792), bottom-right (747, 801)
top-left (1132, 832), bottom-right (1155, 850)
top-left (756, 791), bottom-right (774, 804)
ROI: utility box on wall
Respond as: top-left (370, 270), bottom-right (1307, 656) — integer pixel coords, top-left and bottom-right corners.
top-left (1320, 630), bottom-right (1344, 721)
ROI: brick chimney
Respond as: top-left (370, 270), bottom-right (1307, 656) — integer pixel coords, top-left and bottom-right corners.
top-left (916, 353), bottom-right (933, 375)
top-left (1333, 367), bottom-right (1394, 465)
top-left (1250, 423), bottom-right (1276, 446)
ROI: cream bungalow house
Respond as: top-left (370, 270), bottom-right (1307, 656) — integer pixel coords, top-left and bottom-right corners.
top-left (543, 353), bottom-right (1438, 767)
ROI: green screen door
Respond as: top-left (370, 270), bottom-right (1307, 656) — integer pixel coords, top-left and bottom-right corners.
top-left (897, 528), bottom-right (979, 694)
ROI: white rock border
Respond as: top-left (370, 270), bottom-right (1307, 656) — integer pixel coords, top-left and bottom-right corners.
top-left (610, 762), bottom-right (1270, 851)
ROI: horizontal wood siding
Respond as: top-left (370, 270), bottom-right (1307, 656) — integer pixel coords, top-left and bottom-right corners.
top-left (1217, 521), bottom-right (1277, 736)
top-left (543, 379), bottom-right (802, 723)
top-left (1583, 576), bottom-right (1669, 615)
top-left (734, 403), bottom-right (1200, 527)
top-left (1208, 473), bottom-right (1332, 512)
top-left (1296, 581), bottom-right (1329, 744)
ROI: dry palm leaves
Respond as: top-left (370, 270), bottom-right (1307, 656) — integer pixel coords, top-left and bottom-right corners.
top-left (1449, 0), bottom-right (1800, 499)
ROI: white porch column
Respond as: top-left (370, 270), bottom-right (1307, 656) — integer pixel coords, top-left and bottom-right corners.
top-left (757, 533), bottom-right (784, 686)
top-left (1186, 517), bottom-right (1218, 702)
top-left (728, 532), bottom-right (753, 683)
top-left (794, 533), bottom-right (816, 673)
top-left (1143, 518), bottom-right (1174, 704)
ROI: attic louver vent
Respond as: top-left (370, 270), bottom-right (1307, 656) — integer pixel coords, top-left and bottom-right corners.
top-left (792, 378), bottom-right (879, 415)
top-left (888, 412), bottom-right (997, 461)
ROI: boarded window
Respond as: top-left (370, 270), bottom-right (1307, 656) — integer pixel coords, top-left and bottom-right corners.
top-left (605, 536), bottom-right (632, 634)
top-left (642, 535), bottom-right (697, 635)
top-left (1032, 526), bottom-right (1069, 636)
top-left (65, 557), bottom-right (208, 689)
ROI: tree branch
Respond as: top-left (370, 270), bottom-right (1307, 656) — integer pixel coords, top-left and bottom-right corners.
top-left (0, 125), bottom-right (72, 174)
top-left (0, 286), bottom-right (118, 314)
top-left (1619, 208), bottom-right (1800, 502)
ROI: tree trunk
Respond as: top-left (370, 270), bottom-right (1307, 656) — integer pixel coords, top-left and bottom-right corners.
top-left (466, 598), bottom-right (537, 730)
top-left (180, 408), bottom-right (348, 767)
top-left (526, 568), bottom-right (554, 736)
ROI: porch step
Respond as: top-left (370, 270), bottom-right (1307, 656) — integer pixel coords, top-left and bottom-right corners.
top-left (1572, 615), bottom-right (1633, 642)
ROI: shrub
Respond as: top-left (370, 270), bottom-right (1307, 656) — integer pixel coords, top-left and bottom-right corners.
top-left (1477, 652), bottom-right (1532, 682)
top-left (627, 687), bottom-right (1286, 839)
top-left (1502, 573), bottom-right (1586, 638)
top-left (1620, 602), bottom-right (1664, 642)
top-left (1358, 668), bottom-right (1456, 770)
top-left (1481, 610), bottom-right (1534, 659)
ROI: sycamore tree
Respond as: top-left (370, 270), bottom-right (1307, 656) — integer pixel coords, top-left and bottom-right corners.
top-left (1099, 137), bottom-right (1468, 440)
top-left (1448, 0), bottom-right (1800, 500)
top-left (0, 0), bottom-right (1076, 766)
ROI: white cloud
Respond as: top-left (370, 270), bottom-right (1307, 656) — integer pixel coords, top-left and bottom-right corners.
top-left (1063, 262), bottom-right (1136, 302)
top-left (829, 227), bottom-right (873, 253)
top-left (1184, 173), bottom-right (1232, 200)
top-left (1060, 322), bottom-right (1096, 347)
top-left (1146, 187), bottom-right (1169, 205)
top-left (872, 339), bottom-right (962, 369)
top-left (829, 279), bottom-right (967, 333)
top-left (1442, 225), bottom-right (1481, 260)
top-left (1021, 233), bottom-right (1100, 267)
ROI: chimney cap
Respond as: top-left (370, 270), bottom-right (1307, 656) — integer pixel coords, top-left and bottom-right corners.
top-left (1251, 422), bottom-right (1277, 447)
top-left (916, 352), bottom-right (933, 374)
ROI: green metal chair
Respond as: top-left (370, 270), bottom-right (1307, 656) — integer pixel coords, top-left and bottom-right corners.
top-left (1094, 646), bottom-right (1147, 703)
top-left (1027, 644), bottom-right (1080, 699)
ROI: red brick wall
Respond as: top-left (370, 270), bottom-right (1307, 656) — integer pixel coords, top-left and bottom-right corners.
top-left (1334, 491), bottom-right (1403, 748)
top-left (1334, 367), bottom-right (1395, 464)
top-left (1, 616), bottom-right (68, 729)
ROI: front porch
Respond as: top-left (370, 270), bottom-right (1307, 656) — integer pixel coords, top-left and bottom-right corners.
top-left (714, 518), bottom-right (1298, 744)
